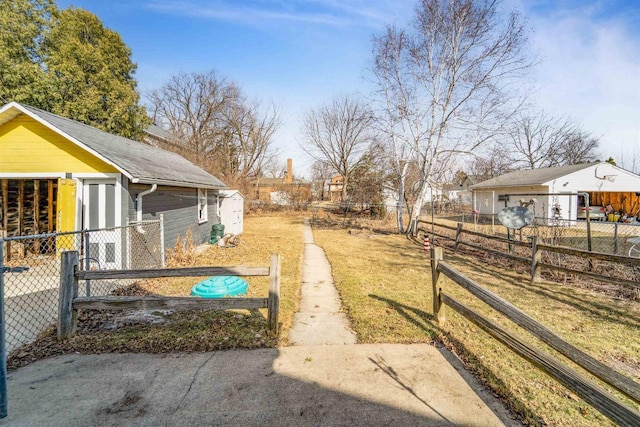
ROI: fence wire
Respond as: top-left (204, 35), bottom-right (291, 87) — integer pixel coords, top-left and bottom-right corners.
top-left (434, 212), bottom-right (640, 256)
top-left (0, 220), bottom-right (162, 354)
top-left (422, 212), bottom-right (640, 299)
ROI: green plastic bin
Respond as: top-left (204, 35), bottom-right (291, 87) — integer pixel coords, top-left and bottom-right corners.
top-left (210, 223), bottom-right (225, 244)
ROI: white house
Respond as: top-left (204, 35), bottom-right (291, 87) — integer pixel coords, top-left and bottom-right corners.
top-left (382, 182), bottom-right (447, 213)
top-left (470, 162), bottom-right (640, 221)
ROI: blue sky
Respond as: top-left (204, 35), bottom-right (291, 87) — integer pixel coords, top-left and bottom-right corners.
top-left (57, 0), bottom-right (640, 178)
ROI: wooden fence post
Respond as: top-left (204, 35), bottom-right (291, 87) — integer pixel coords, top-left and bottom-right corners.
top-left (430, 246), bottom-right (445, 325)
top-left (530, 236), bottom-right (541, 283)
top-left (454, 223), bottom-right (463, 253)
top-left (58, 250), bottom-right (79, 340)
top-left (267, 253), bottom-right (281, 335)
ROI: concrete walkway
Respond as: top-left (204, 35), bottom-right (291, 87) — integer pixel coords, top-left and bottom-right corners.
top-left (2, 221), bottom-right (520, 426)
top-left (288, 220), bottom-right (356, 345)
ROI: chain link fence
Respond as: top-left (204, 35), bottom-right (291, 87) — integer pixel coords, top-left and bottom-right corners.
top-left (429, 211), bottom-right (640, 256)
top-left (1, 220), bottom-right (162, 354)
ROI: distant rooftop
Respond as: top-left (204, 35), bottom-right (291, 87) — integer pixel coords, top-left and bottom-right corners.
top-left (470, 163), bottom-right (598, 189)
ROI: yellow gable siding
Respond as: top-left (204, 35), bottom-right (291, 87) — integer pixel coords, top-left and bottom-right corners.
top-left (0, 115), bottom-right (118, 173)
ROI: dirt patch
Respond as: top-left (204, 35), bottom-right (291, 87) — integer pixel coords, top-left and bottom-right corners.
top-left (7, 308), bottom-right (276, 371)
top-left (96, 390), bottom-right (147, 417)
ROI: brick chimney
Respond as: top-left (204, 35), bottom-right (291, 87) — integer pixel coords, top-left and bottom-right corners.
top-left (285, 158), bottom-right (293, 184)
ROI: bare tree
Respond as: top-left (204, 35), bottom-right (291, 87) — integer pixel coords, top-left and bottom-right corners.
top-left (371, 26), bottom-right (414, 232)
top-left (616, 147), bottom-right (640, 174)
top-left (507, 112), bottom-right (599, 169)
top-left (347, 142), bottom-right (388, 215)
top-left (310, 160), bottom-right (333, 201)
top-left (372, 0), bottom-right (533, 234)
top-left (468, 144), bottom-right (514, 181)
top-left (225, 98), bottom-right (281, 179)
top-left (147, 70), bottom-right (279, 180)
top-left (301, 94), bottom-right (375, 202)
top-left (147, 70), bottom-right (238, 170)
top-left (557, 131), bottom-right (599, 166)
top-left (261, 158), bottom-right (287, 179)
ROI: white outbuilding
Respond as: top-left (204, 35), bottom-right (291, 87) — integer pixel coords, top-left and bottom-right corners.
top-left (218, 190), bottom-right (244, 235)
top-left (470, 162), bottom-right (640, 221)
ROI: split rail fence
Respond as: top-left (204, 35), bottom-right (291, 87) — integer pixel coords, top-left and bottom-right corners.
top-left (58, 251), bottom-right (282, 340)
top-left (430, 246), bottom-right (640, 426)
top-left (418, 220), bottom-right (640, 293)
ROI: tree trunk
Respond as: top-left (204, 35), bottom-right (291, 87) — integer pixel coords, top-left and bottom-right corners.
top-left (341, 175), bottom-right (349, 207)
top-left (396, 162), bottom-right (409, 233)
top-left (396, 189), bottom-right (405, 233)
top-left (407, 183), bottom-right (428, 236)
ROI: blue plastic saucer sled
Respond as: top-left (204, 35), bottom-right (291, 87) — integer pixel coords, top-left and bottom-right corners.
top-left (191, 276), bottom-right (248, 298)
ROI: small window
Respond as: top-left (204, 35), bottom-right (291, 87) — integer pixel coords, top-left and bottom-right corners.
top-left (198, 189), bottom-right (208, 223)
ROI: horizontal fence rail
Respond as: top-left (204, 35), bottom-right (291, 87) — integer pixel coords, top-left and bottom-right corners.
top-left (73, 296), bottom-right (269, 311)
top-left (419, 219), bottom-right (640, 292)
top-left (430, 247), bottom-right (640, 426)
top-left (78, 266), bottom-right (271, 280)
top-left (58, 251), bottom-right (281, 339)
top-left (436, 261), bottom-right (640, 404)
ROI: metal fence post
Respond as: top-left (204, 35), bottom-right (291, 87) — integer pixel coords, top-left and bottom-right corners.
top-left (613, 223), bottom-right (618, 255)
top-left (58, 251), bottom-right (79, 340)
top-left (584, 193), bottom-right (593, 253)
top-left (84, 230), bottom-right (91, 297)
top-left (268, 253), bottom-right (281, 335)
top-left (125, 218), bottom-right (131, 270)
top-left (0, 241), bottom-right (7, 418)
top-left (160, 213), bottom-right (165, 268)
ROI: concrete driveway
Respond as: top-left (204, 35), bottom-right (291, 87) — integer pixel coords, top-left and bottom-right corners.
top-left (5, 344), bottom-right (519, 426)
top-left (3, 259), bottom-right (125, 353)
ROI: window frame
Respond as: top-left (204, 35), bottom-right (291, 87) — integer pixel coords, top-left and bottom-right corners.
top-left (198, 188), bottom-right (208, 223)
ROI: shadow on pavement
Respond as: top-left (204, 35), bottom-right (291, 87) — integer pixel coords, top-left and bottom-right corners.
top-left (368, 294), bottom-right (522, 427)
top-left (4, 343), bottom-right (517, 426)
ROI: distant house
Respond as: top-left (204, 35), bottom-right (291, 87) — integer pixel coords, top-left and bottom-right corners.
top-left (470, 162), bottom-right (640, 220)
top-left (451, 175), bottom-right (480, 208)
top-left (327, 175), bottom-right (344, 202)
top-left (0, 102), bottom-right (227, 267)
top-left (382, 180), bottom-right (447, 213)
top-left (252, 159), bottom-right (311, 204)
top-left (144, 123), bottom-right (188, 154)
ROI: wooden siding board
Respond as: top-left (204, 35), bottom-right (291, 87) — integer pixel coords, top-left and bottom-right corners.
top-left (0, 116), bottom-right (118, 173)
top-left (128, 185), bottom-right (219, 250)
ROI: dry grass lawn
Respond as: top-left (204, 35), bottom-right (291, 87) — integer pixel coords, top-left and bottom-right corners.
top-left (313, 225), bottom-right (639, 427)
top-left (138, 214), bottom-right (305, 345)
top-left (192, 215), bottom-right (304, 345)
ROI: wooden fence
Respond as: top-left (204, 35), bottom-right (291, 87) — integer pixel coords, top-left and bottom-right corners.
top-left (58, 251), bottom-right (281, 339)
top-left (419, 220), bottom-right (640, 291)
top-left (430, 246), bottom-right (640, 426)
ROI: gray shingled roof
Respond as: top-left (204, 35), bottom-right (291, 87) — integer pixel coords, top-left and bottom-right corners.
top-left (470, 163), bottom-right (598, 189)
top-left (13, 103), bottom-right (226, 189)
top-left (145, 123), bottom-right (181, 144)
